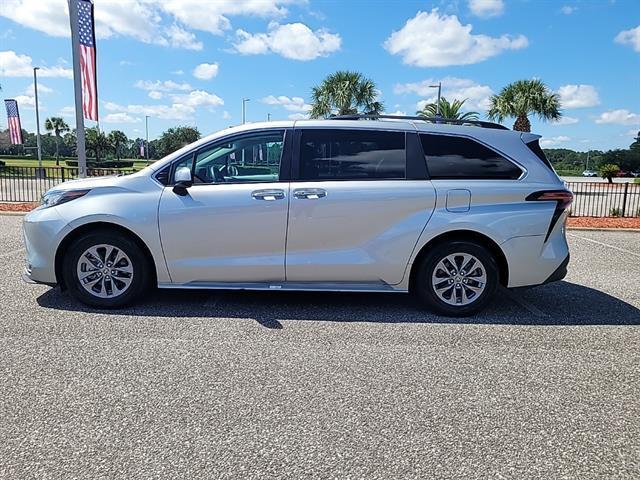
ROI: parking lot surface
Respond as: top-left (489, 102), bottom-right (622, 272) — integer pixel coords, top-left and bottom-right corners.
top-left (0, 214), bottom-right (639, 479)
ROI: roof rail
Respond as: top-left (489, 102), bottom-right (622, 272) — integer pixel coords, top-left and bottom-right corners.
top-left (330, 114), bottom-right (509, 130)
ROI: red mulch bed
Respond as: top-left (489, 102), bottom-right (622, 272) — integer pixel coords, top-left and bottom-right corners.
top-left (567, 217), bottom-right (640, 229)
top-left (0, 202), bottom-right (38, 212)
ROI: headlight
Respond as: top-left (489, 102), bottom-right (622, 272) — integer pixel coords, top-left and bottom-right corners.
top-left (40, 189), bottom-right (91, 209)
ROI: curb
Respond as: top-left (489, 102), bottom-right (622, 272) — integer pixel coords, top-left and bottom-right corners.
top-left (567, 227), bottom-right (640, 232)
top-left (0, 211), bottom-right (28, 216)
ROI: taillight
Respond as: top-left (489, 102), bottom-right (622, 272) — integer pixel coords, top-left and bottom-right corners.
top-left (526, 190), bottom-right (573, 241)
top-left (526, 190), bottom-right (573, 209)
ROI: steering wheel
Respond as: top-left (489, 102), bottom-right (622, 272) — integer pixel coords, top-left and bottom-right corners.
top-left (211, 165), bottom-right (225, 183)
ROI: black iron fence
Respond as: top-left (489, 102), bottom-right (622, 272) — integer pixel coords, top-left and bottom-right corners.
top-left (0, 165), bottom-right (136, 203)
top-left (565, 181), bottom-right (640, 218)
top-left (0, 166), bottom-right (638, 217)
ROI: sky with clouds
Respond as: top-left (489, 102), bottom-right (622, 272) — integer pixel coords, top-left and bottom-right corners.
top-left (0, 0), bottom-right (639, 150)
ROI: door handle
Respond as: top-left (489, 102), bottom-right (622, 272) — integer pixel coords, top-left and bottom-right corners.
top-left (251, 189), bottom-right (285, 201)
top-left (294, 188), bottom-right (327, 200)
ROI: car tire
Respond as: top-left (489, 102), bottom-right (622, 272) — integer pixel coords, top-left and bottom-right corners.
top-left (414, 240), bottom-right (499, 317)
top-left (63, 230), bottom-right (151, 308)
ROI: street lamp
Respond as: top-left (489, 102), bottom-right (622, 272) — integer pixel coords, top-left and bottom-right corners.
top-left (428, 81), bottom-right (442, 118)
top-left (33, 67), bottom-right (43, 174)
top-left (242, 98), bottom-right (250, 124)
top-left (145, 115), bottom-right (150, 165)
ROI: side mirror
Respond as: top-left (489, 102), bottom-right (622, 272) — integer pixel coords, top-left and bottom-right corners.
top-left (173, 166), bottom-right (193, 196)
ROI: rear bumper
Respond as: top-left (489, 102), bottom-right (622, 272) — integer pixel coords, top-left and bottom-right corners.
top-left (542, 252), bottom-right (569, 285)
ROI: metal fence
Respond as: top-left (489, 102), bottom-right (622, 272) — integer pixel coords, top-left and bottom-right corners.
top-left (1, 166), bottom-right (639, 217)
top-left (0, 166), bottom-right (136, 203)
top-left (566, 181), bottom-right (640, 218)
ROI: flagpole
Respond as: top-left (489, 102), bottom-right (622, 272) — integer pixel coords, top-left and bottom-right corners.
top-left (68, 0), bottom-right (87, 178)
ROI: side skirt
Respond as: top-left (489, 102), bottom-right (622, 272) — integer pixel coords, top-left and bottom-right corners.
top-left (157, 281), bottom-right (407, 294)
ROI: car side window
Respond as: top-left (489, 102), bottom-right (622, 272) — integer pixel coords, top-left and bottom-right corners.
top-left (420, 133), bottom-right (522, 180)
top-left (299, 129), bottom-right (406, 181)
top-left (171, 131), bottom-right (284, 184)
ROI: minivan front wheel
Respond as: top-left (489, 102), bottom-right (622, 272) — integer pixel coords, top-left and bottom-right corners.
top-left (63, 231), bottom-right (150, 308)
top-left (415, 241), bottom-right (498, 317)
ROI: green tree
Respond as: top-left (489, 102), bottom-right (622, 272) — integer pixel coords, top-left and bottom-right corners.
top-left (44, 117), bottom-right (70, 165)
top-left (85, 127), bottom-right (111, 163)
top-left (417, 97), bottom-right (479, 121)
top-left (156, 126), bottom-right (201, 157)
top-left (310, 71), bottom-right (383, 119)
top-left (599, 163), bottom-right (620, 183)
top-left (487, 79), bottom-right (561, 132)
top-left (107, 130), bottom-right (128, 160)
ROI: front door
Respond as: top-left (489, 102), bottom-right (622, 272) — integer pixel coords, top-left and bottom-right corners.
top-left (158, 129), bottom-right (290, 285)
top-left (285, 128), bottom-right (436, 286)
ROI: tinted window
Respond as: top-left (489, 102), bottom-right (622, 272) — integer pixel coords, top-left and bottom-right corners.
top-left (526, 139), bottom-right (554, 172)
top-left (300, 129), bottom-right (405, 180)
top-left (420, 134), bottom-right (522, 180)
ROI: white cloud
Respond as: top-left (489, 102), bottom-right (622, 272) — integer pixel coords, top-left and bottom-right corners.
top-left (615, 26), bottom-right (640, 52)
top-left (557, 84), bottom-right (600, 109)
top-left (261, 95), bottom-right (311, 112)
top-left (560, 5), bottom-right (577, 15)
top-left (468, 0), bottom-right (504, 18)
top-left (0, 0), bottom-right (299, 50)
top-left (384, 9), bottom-right (527, 67)
top-left (223, 111), bottom-right (231, 120)
top-left (171, 90), bottom-right (224, 108)
top-left (104, 101), bottom-right (195, 121)
top-left (59, 106), bottom-right (75, 118)
top-left (624, 129), bottom-right (640, 137)
top-left (163, 25), bottom-right (203, 50)
top-left (171, 69), bottom-right (184, 75)
top-left (25, 82), bottom-right (53, 95)
top-left (388, 110), bottom-right (407, 116)
top-left (233, 22), bottom-right (341, 60)
top-left (13, 94), bottom-right (35, 108)
top-left (288, 113), bottom-right (308, 120)
top-left (595, 109), bottom-right (640, 125)
top-left (0, 50), bottom-right (72, 78)
top-left (134, 80), bottom-right (192, 92)
top-left (193, 63), bottom-right (219, 80)
top-left (552, 116), bottom-right (579, 125)
top-left (103, 113), bottom-right (141, 123)
top-left (395, 77), bottom-right (494, 111)
top-left (540, 136), bottom-right (571, 147)
top-left (148, 91), bottom-right (163, 100)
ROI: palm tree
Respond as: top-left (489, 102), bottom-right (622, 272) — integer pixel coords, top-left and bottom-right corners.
top-left (310, 71), bottom-right (383, 119)
top-left (487, 79), bottom-right (561, 132)
top-left (44, 117), bottom-right (70, 166)
top-left (108, 130), bottom-right (128, 160)
top-left (416, 97), bottom-right (479, 121)
top-left (85, 127), bottom-right (111, 163)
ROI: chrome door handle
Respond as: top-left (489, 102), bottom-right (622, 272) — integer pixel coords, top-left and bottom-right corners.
top-left (251, 189), bottom-right (285, 201)
top-left (294, 188), bottom-right (327, 200)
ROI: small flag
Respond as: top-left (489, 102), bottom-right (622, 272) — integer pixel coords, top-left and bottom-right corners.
top-left (78, 0), bottom-right (98, 121)
top-left (139, 140), bottom-right (145, 157)
top-left (4, 99), bottom-right (23, 145)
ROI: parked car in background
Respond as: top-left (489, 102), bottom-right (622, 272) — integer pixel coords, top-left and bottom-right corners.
top-left (614, 170), bottom-right (633, 178)
top-left (582, 170), bottom-right (598, 177)
top-left (23, 115), bottom-right (572, 316)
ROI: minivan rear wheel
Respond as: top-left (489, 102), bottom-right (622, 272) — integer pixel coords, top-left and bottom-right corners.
top-left (63, 231), bottom-right (150, 308)
top-left (415, 241), bottom-right (498, 317)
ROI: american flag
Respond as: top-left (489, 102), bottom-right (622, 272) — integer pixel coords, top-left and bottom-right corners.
top-left (78, 0), bottom-right (98, 121)
top-left (4, 99), bottom-right (23, 145)
top-left (139, 140), bottom-right (144, 157)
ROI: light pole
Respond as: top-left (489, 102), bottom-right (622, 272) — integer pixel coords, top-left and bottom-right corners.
top-left (33, 67), bottom-right (43, 174)
top-left (429, 81), bottom-right (442, 118)
top-left (242, 98), bottom-right (250, 124)
top-left (267, 113), bottom-right (271, 121)
top-left (145, 115), bottom-right (150, 165)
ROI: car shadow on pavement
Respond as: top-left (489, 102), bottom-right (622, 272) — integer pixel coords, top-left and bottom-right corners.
top-left (36, 280), bottom-right (640, 328)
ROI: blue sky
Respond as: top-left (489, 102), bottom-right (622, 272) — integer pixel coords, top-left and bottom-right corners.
top-left (1, 0), bottom-right (639, 150)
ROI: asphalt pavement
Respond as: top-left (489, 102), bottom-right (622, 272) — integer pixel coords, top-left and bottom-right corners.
top-left (0, 214), bottom-right (638, 479)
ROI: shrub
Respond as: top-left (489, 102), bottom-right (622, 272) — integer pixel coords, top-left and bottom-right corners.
top-left (599, 163), bottom-right (620, 183)
top-left (610, 207), bottom-right (622, 217)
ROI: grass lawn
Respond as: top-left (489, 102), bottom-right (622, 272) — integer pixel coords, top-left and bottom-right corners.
top-left (1, 158), bottom-right (151, 170)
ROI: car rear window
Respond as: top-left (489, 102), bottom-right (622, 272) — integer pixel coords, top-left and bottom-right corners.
top-left (525, 139), bottom-right (555, 172)
top-left (420, 134), bottom-right (522, 180)
top-left (300, 129), bottom-right (406, 180)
